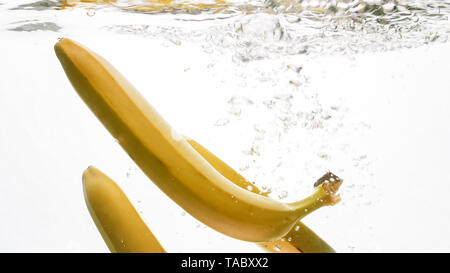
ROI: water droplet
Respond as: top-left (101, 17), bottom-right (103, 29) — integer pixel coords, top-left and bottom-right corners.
top-left (228, 107), bottom-right (242, 117)
top-left (273, 244), bottom-right (281, 252)
top-left (214, 118), bottom-right (229, 126)
top-left (278, 191), bottom-right (288, 200)
top-left (239, 14), bottom-right (284, 42)
top-left (287, 64), bottom-right (303, 73)
top-left (295, 225), bottom-right (300, 231)
top-left (247, 185), bottom-right (253, 191)
top-left (87, 9), bottom-right (96, 17)
top-left (228, 96), bottom-right (254, 106)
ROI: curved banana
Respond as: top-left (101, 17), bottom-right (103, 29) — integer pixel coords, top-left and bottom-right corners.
top-left (55, 38), bottom-right (342, 242)
top-left (84, 140), bottom-right (331, 253)
top-left (186, 138), bottom-right (335, 253)
top-left (83, 166), bottom-right (166, 253)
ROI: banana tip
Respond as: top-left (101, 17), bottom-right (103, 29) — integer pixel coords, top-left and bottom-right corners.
top-left (54, 37), bottom-right (64, 49)
top-left (55, 37), bottom-right (68, 45)
top-left (82, 165), bottom-right (98, 183)
top-left (54, 37), bottom-right (73, 57)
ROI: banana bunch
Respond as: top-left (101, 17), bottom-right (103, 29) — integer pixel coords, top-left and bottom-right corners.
top-left (55, 38), bottom-right (342, 252)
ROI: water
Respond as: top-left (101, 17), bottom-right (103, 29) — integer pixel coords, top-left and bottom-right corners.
top-left (5, 1), bottom-right (450, 54)
top-left (84, 1), bottom-right (449, 56)
top-left (1, 0), bottom-right (450, 252)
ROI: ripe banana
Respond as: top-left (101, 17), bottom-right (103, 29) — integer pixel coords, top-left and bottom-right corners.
top-left (186, 138), bottom-right (335, 253)
top-left (55, 38), bottom-right (342, 242)
top-left (82, 164), bottom-right (326, 253)
top-left (83, 166), bottom-right (166, 253)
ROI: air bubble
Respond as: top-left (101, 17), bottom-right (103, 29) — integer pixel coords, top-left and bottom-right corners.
top-left (273, 244), bottom-right (281, 251)
top-left (87, 9), bottom-right (96, 17)
top-left (214, 118), bottom-right (229, 126)
top-left (278, 191), bottom-right (288, 200)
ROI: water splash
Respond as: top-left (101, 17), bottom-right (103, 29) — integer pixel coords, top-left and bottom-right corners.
top-left (104, 0), bottom-right (449, 57)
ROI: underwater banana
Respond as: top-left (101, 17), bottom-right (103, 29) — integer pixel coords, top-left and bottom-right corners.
top-left (55, 38), bottom-right (342, 242)
top-left (84, 165), bottom-right (296, 253)
top-left (83, 166), bottom-right (166, 253)
top-left (82, 145), bottom-right (332, 253)
top-left (187, 138), bottom-right (335, 253)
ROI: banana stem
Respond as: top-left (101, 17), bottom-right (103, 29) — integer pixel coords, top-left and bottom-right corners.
top-left (289, 172), bottom-right (342, 219)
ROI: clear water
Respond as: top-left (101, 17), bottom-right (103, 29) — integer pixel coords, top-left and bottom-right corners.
top-left (5, 1), bottom-right (450, 55)
top-left (1, 0), bottom-right (450, 252)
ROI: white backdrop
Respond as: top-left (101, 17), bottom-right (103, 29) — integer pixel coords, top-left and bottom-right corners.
top-left (1, 1), bottom-right (450, 252)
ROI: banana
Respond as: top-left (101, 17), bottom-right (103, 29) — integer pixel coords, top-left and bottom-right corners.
top-left (55, 38), bottom-right (342, 242)
top-left (83, 166), bottom-right (166, 253)
top-left (82, 164), bottom-right (325, 253)
top-left (186, 138), bottom-right (335, 253)
top-left (83, 140), bottom-right (332, 253)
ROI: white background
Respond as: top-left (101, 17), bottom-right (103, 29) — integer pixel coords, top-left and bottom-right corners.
top-left (1, 1), bottom-right (450, 252)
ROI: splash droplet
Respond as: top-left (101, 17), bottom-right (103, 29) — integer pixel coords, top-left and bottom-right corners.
top-left (87, 9), bottom-right (96, 17)
top-left (273, 244), bottom-right (281, 251)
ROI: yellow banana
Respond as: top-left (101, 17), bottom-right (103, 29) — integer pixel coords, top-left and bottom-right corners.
top-left (186, 138), bottom-right (335, 253)
top-left (83, 166), bottom-right (166, 253)
top-left (83, 140), bottom-right (331, 253)
top-left (55, 38), bottom-right (342, 242)
top-left (82, 164), bottom-right (324, 253)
